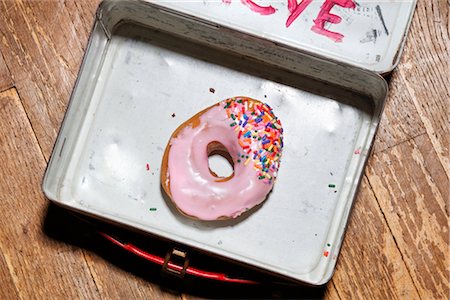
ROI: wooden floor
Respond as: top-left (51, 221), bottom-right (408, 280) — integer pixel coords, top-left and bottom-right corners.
top-left (0, 1), bottom-right (448, 299)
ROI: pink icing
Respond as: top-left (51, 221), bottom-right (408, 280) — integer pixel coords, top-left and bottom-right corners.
top-left (167, 99), bottom-right (283, 220)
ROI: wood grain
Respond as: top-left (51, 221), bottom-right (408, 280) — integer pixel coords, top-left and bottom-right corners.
top-left (64, 0), bottom-right (99, 47)
top-left (0, 0), bottom-right (448, 298)
top-left (0, 3), bottom-right (183, 297)
top-left (362, 2), bottom-right (450, 298)
top-left (324, 281), bottom-right (341, 299)
top-left (0, 250), bottom-right (19, 300)
top-left (372, 70), bottom-right (425, 154)
top-left (332, 177), bottom-right (420, 300)
top-left (0, 50), bottom-right (13, 92)
top-left (0, 88), bottom-right (101, 299)
top-left (0, 0), bottom-right (100, 160)
top-left (366, 133), bottom-right (449, 299)
top-left (396, 0), bottom-right (449, 177)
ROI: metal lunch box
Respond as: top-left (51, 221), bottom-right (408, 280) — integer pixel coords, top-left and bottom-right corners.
top-left (43, 0), bottom-right (416, 285)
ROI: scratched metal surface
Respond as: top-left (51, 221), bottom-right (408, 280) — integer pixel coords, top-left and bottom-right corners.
top-left (43, 2), bottom-right (387, 285)
top-left (153, 0), bottom-right (416, 73)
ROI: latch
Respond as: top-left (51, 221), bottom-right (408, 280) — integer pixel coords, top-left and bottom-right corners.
top-left (162, 248), bottom-right (189, 278)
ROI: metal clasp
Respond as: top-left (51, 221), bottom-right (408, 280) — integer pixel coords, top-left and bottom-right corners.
top-left (162, 248), bottom-right (189, 278)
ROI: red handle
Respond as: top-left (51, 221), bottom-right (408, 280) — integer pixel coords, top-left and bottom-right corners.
top-left (99, 232), bottom-right (257, 284)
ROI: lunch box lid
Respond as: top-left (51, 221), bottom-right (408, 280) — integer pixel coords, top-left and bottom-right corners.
top-left (154, 0), bottom-right (416, 74)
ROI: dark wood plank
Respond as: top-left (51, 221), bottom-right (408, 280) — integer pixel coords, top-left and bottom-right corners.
top-left (0, 0), bottom-right (447, 298)
top-left (0, 0), bottom-right (99, 159)
top-left (324, 281), bottom-right (341, 299)
top-left (0, 88), bottom-right (101, 298)
top-left (0, 2), bottom-right (182, 298)
top-left (0, 51), bottom-right (13, 92)
top-left (64, 0), bottom-right (99, 48)
top-left (331, 177), bottom-right (420, 300)
top-left (0, 250), bottom-right (19, 299)
top-left (395, 0), bottom-right (449, 177)
top-left (366, 133), bottom-right (449, 299)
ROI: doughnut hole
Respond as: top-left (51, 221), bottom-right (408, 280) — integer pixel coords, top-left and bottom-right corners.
top-left (207, 141), bottom-right (234, 181)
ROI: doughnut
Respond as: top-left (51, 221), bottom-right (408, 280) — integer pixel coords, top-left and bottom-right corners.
top-left (161, 96), bottom-right (284, 221)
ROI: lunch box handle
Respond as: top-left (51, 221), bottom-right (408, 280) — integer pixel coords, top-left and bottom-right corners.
top-left (99, 232), bottom-right (257, 284)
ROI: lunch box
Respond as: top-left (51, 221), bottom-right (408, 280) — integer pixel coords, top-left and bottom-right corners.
top-left (43, 0), bottom-right (416, 285)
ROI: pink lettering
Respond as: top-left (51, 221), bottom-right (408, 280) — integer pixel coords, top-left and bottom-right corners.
top-left (311, 0), bottom-right (355, 42)
top-left (240, 0), bottom-right (276, 15)
top-left (222, 0), bottom-right (355, 42)
top-left (286, 0), bottom-right (313, 28)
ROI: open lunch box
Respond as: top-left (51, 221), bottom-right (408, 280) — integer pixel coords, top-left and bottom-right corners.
top-left (42, 0), bottom-right (417, 286)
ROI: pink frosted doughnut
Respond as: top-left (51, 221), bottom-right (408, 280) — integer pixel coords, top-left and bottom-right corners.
top-left (161, 97), bottom-right (284, 220)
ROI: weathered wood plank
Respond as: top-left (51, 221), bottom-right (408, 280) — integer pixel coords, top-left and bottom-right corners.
top-left (324, 280), bottom-right (341, 299)
top-left (0, 249), bottom-right (19, 299)
top-left (0, 0), bottom-right (447, 299)
top-left (0, 51), bottom-right (13, 92)
top-left (0, 0), bottom-right (99, 159)
top-left (0, 2), bottom-right (181, 299)
top-left (396, 0), bottom-right (449, 177)
top-left (366, 133), bottom-right (449, 299)
top-left (64, 0), bottom-right (99, 48)
top-left (0, 88), bottom-right (101, 299)
top-left (372, 70), bottom-right (426, 154)
top-left (332, 177), bottom-right (420, 300)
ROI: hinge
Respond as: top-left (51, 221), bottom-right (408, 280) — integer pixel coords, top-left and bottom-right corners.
top-left (162, 248), bottom-right (189, 278)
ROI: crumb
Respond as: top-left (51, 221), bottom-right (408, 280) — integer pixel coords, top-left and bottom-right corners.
top-left (171, 113), bottom-right (176, 118)
top-left (209, 88), bottom-right (215, 93)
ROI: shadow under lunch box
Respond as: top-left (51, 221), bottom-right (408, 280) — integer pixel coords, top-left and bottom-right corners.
top-left (43, 0), bottom-right (416, 285)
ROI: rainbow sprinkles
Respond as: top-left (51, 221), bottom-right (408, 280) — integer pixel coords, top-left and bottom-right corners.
top-left (223, 97), bottom-right (284, 184)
